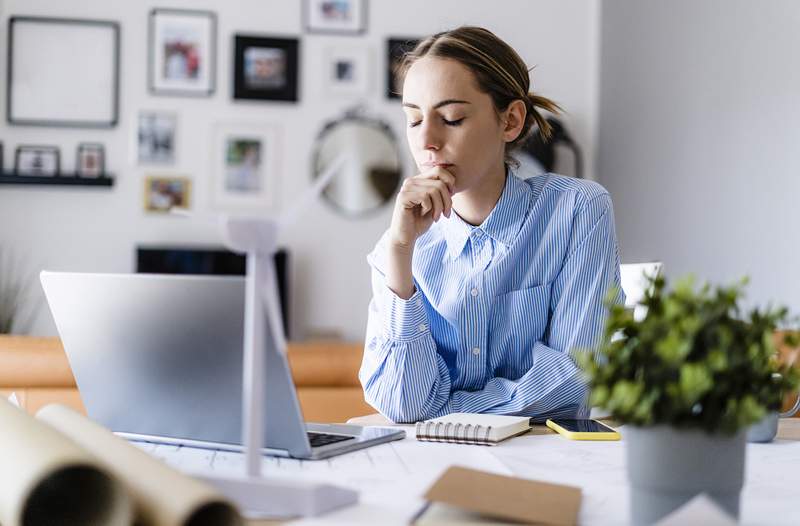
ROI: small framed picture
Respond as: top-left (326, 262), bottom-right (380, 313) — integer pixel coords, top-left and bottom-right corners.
top-left (76, 143), bottom-right (105, 178)
top-left (137, 111), bottom-right (177, 164)
top-left (233, 35), bottom-right (299, 102)
top-left (386, 37), bottom-right (419, 99)
top-left (324, 47), bottom-right (371, 97)
top-left (211, 122), bottom-right (280, 211)
top-left (149, 9), bottom-right (216, 96)
top-left (304, 0), bottom-right (367, 35)
top-left (143, 175), bottom-right (192, 213)
top-left (15, 145), bottom-right (60, 176)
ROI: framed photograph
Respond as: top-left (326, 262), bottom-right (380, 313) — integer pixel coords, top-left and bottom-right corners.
top-left (7, 16), bottom-right (119, 127)
top-left (149, 9), bottom-right (216, 96)
top-left (304, 0), bottom-right (367, 35)
top-left (143, 175), bottom-right (192, 213)
top-left (15, 146), bottom-right (60, 176)
top-left (76, 143), bottom-right (105, 178)
top-left (386, 37), bottom-right (419, 99)
top-left (324, 47), bottom-right (371, 97)
top-left (211, 122), bottom-right (281, 211)
top-left (137, 111), bottom-right (177, 164)
top-left (233, 35), bottom-right (299, 102)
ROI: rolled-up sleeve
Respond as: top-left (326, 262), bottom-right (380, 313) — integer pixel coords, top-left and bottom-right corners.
top-left (359, 246), bottom-right (452, 423)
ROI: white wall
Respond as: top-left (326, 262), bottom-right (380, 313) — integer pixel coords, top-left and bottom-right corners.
top-left (0, 0), bottom-right (600, 340)
top-left (597, 0), bottom-right (800, 314)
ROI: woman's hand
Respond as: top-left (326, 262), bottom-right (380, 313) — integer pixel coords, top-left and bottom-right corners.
top-left (388, 166), bottom-right (456, 251)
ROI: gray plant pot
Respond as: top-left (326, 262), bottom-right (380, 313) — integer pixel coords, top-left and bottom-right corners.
top-left (625, 425), bottom-right (746, 525)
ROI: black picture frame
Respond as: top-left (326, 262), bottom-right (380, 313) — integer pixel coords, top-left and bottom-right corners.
top-left (76, 143), bottom-right (106, 178)
top-left (7, 16), bottom-right (120, 127)
top-left (15, 145), bottom-right (60, 177)
top-left (148, 9), bottom-right (217, 97)
top-left (303, 0), bottom-right (367, 35)
top-left (386, 37), bottom-right (419, 100)
top-left (233, 35), bottom-right (299, 102)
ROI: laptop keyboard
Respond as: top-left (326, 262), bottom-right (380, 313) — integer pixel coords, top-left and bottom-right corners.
top-left (308, 431), bottom-right (355, 448)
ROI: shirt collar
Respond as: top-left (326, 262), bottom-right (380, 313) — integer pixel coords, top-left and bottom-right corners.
top-left (441, 167), bottom-right (530, 260)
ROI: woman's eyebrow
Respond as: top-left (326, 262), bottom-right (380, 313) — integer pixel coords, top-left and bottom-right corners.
top-left (401, 99), bottom-right (471, 110)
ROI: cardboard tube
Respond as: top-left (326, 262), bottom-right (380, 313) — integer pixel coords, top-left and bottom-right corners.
top-left (0, 399), bottom-right (132, 526)
top-left (37, 404), bottom-right (243, 526)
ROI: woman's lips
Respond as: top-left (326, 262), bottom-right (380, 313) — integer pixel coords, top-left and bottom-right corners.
top-left (422, 161), bottom-right (454, 168)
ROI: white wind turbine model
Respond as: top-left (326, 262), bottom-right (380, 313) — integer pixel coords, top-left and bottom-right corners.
top-left (177, 154), bottom-right (358, 519)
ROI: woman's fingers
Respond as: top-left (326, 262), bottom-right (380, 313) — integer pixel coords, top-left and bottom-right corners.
top-left (402, 179), bottom-right (450, 220)
top-left (417, 166), bottom-right (456, 195)
top-left (415, 179), bottom-right (451, 218)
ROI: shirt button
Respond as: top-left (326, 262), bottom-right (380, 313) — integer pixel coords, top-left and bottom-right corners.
top-left (470, 288), bottom-right (479, 297)
top-left (474, 230), bottom-right (482, 237)
top-left (418, 323), bottom-right (427, 332)
top-left (416, 298), bottom-right (423, 307)
top-left (472, 347), bottom-right (481, 356)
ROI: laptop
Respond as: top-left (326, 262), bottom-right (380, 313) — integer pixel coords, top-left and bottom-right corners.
top-left (40, 271), bottom-right (404, 460)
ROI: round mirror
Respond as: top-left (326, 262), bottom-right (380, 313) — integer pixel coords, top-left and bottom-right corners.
top-left (312, 109), bottom-right (402, 217)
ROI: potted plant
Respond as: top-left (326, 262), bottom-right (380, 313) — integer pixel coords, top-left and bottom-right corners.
top-left (581, 274), bottom-right (799, 525)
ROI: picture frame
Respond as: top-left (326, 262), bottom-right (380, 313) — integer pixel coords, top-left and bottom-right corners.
top-left (137, 111), bottom-right (177, 165)
top-left (143, 175), bottom-right (192, 213)
top-left (303, 0), bottom-right (367, 35)
top-left (7, 16), bottom-right (120, 127)
top-left (211, 122), bottom-right (281, 211)
top-left (149, 9), bottom-right (216, 96)
top-left (324, 46), bottom-right (371, 97)
top-left (15, 146), bottom-right (60, 176)
top-left (233, 35), bottom-right (299, 102)
top-left (386, 37), bottom-right (419, 99)
top-left (76, 143), bottom-right (105, 178)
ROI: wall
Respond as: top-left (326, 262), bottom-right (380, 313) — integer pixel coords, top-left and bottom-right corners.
top-left (0, 0), bottom-right (600, 340)
top-left (598, 0), bottom-right (800, 314)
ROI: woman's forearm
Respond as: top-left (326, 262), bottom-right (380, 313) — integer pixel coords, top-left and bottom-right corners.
top-left (385, 244), bottom-right (415, 299)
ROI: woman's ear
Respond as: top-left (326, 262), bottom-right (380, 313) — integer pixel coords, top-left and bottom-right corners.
top-left (501, 99), bottom-right (527, 143)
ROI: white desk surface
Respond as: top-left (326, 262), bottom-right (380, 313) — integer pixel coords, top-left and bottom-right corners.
top-left (141, 419), bottom-right (800, 525)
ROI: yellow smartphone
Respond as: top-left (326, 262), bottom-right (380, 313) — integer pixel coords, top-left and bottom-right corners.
top-left (545, 418), bottom-right (621, 441)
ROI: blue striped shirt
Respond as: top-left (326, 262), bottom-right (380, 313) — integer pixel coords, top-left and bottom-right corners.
top-left (360, 170), bottom-right (624, 423)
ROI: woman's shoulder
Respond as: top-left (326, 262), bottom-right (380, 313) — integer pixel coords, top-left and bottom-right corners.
top-left (523, 172), bottom-right (609, 202)
top-left (520, 172), bottom-right (612, 215)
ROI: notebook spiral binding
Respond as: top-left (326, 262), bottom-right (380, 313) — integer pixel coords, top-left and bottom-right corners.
top-left (415, 420), bottom-right (495, 446)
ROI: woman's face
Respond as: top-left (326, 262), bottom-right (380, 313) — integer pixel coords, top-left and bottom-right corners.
top-left (402, 57), bottom-right (508, 194)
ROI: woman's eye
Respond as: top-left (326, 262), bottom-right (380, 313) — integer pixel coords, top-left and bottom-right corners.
top-left (443, 118), bottom-right (465, 126)
top-left (408, 120), bottom-right (422, 128)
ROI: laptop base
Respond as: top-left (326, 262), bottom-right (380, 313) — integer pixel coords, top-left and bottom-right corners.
top-left (195, 473), bottom-right (358, 519)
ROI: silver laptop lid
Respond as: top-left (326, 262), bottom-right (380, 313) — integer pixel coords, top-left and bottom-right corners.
top-left (40, 271), bottom-right (312, 458)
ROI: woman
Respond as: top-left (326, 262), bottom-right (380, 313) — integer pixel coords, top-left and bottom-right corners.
top-left (360, 26), bottom-right (624, 423)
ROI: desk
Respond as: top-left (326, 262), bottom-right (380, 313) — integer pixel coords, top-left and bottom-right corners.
top-left (146, 419), bottom-right (800, 525)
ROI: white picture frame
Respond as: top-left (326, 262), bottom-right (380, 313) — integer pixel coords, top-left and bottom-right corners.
top-left (136, 111), bottom-right (177, 165)
top-left (7, 16), bottom-right (119, 127)
top-left (149, 9), bottom-right (216, 96)
top-left (211, 123), bottom-right (281, 212)
top-left (324, 47), bottom-right (371, 97)
top-left (304, 0), bottom-right (367, 35)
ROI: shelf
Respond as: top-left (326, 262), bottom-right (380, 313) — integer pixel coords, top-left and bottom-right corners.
top-left (0, 173), bottom-right (114, 187)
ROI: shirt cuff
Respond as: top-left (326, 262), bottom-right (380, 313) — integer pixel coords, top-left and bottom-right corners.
top-left (378, 285), bottom-right (431, 342)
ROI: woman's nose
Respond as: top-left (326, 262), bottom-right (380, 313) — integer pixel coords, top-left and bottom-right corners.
top-left (419, 122), bottom-right (441, 151)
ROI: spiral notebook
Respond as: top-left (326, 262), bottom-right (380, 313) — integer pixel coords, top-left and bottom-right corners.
top-left (415, 413), bottom-right (532, 445)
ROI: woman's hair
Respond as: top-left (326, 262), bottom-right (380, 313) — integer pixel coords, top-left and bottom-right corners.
top-left (395, 26), bottom-right (562, 159)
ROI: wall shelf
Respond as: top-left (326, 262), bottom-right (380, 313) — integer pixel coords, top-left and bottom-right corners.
top-left (0, 173), bottom-right (114, 187)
